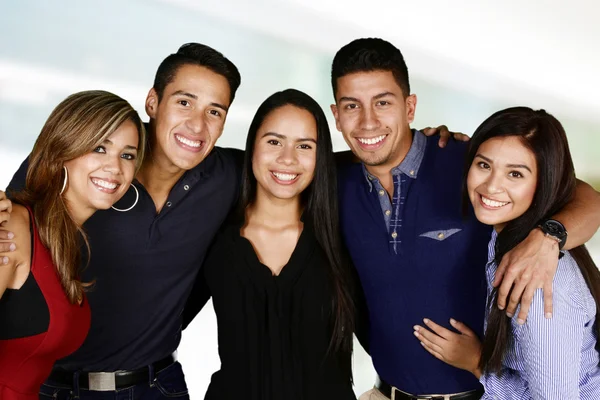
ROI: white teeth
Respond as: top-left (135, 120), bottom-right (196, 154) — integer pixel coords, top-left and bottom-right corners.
top-left (272, 172), bottom-right (298, 181)
top-left (92, 178), bottom-right (118, 190)
top-left (481, 196), bottom-right (509, 208)
top-left (175, 135), bottom-right (202, 148)
top-left (357, 135), bottom-right (386, 145)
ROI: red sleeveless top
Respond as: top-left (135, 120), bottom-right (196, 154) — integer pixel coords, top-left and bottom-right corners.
top-left (0, 208), bottom-right (91, 399)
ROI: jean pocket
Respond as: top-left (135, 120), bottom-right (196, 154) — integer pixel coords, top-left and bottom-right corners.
top-left (419, 228), bottom-right (462, 241)
top-left (154, 362), bottom-right (190, 398)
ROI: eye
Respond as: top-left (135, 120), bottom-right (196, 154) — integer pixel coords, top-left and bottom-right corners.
top-left (298, 144), bottom-right (313, 150)
top-left (178, 100), bottom-right (190, 107)
top-left (344, 103), bottom-right (358, 110)
top-left (376, 100), bottom-right (390, 106)
top-left (477, 161), bottom-right (490, 169)
top-left (93, 146), bottom-right (106, 154)
top-left (508, 171), bottom-right (523, 178)
top-left (208, 109), bottom-right (222, 117)
top-left (267, 139), bottom-right (281, 146)
top-left (121, 153), bottom-right (136, 161)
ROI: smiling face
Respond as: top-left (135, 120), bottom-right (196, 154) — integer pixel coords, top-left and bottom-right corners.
top-left (331, 70), bottom-right (417, 175)
top-left (252, 105), bottom-right (318, 203)
top-left (63, 119), bottom-right (140, 222)
top-left (145, 63), bottom-right (231, 172)
top-left (467, 136), bottom-right (538, 232)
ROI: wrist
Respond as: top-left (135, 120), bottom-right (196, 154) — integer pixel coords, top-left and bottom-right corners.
top-left (538, 219), bottom-right (568, 250)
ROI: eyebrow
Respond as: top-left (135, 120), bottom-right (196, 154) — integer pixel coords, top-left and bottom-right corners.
top-left (261, 132), bottom-right (317, 144)
top-left (171, 90), bottom-right (229, 112)
top-left (338, 91), bottom-right (396, 103)
top-left (103, 139), bottom-right (138, 151)
top-left (475, 154), bottom-right (532, 173)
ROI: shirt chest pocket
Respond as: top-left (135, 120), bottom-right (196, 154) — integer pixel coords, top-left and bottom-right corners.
top-left (418, 228), bottom-right (462, 241)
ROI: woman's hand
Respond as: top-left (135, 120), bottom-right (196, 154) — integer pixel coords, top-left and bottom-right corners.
top-left (413, 318), bottom-right (482, 378)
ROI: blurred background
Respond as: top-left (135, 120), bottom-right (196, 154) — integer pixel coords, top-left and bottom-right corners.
top-left (1, 0), bottom-right (598, 396)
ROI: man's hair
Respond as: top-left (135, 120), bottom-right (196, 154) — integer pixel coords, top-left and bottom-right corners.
top-left (331, 38), bottom-right (410, 98)
top-left (153, 43), bottom-right (241, 105)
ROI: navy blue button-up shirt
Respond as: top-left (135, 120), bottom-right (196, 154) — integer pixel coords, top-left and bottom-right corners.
top-left (6, 147), bottom-right (242, 371)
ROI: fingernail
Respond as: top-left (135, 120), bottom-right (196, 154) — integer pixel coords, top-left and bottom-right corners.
top-left (413, 331), bottom-right (419, 337)
top-left (2, 257), bottom-right (7, 265)
top-left (517, 319), bottom-right (525, 325)
top-left (7, 232), bottom-right (14, 239)
top-left (450, 318), bottom-right (456, 325)
top-left (498, 304), bottom-right (504, 310)
top-left (420, 342), bottom-right (425, 346)
top-left (423, 318), bottom-right (430, 324)
top-left (413, 325), bottom-right (419, 331)
top-left (9, 243), bottom-right (16, 251)
top-left (545, 312), bottom-right (552, 319)
top-left (506, 312), bottom-right (513, 318)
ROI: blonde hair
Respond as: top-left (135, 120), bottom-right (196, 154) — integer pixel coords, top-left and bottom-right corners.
top-left (13, 90), bottom-right (146, 304)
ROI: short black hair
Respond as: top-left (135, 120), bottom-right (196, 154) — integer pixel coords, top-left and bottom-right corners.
top-left (153, 43), bottom-right (241, 105)
top-left (331, 38), bottom-right (410, 98)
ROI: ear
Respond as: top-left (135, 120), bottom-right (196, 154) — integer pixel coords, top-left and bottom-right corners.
top-left (145, 88), bottom-right (159, 120)
top-left (330, 104), bottom-right (342, 132)
top-left (405, 94), bottom-right (417, 124)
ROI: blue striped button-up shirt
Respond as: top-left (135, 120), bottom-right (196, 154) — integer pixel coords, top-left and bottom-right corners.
top-left (481, 231), bottom-right (600, 399)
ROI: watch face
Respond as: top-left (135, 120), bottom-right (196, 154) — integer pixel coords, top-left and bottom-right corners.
top-left (545, 221), bottom-right (562, 235)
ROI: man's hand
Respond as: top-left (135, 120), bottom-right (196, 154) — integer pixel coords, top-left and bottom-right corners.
top-left (493, 228), bottom-right (559, 323)
top-left (421, 125), bottom-right (470, 148)
top-left (0, 190), bottom-right (15, 264)
top-left (413, 318), bottom-right (482, 378)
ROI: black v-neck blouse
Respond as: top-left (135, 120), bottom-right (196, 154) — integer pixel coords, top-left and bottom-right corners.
top-left (201, 220), bottom-right (356, 400)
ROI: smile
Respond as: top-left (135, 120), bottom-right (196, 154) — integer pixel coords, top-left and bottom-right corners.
top-left (357, 135), bottom-right (386, 145)
top-left (175, 134), bottom-right (203, 149)
top-left (271, 171), bottom-right (299, 183)
top-left (91, 178), bottom-right (120, 193)
top-left (480, 195), bottom-right (509, 208)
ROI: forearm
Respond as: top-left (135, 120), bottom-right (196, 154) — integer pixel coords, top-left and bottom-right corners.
top-left (554, 179), bottom-right (600, 250)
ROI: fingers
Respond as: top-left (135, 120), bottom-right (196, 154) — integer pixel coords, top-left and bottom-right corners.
top-left (0, 198), bottom-right (12, 214)
top-left (449, 318), bottom-right (475, 336)
top-left (493, 256), bottom-right (509, 288)
top-left (1, 255), bottom-right (9, 265)
top-left (0, 211), bottom-right (11, 226)
top-left (0, 230), bottom-right (15, 240)
top-left (505, 272), bottom-right (532, 317)
top-left (0, 242), bottom-right (16, 253)
top-left (414, 326), bottom-right (445, 355)
top-left (422, 318), bottom-right (453, 339)
top-left (515, 284), bottom-right (536, 324)
top-left (542, 280), bottom-right (554, 319)
top-left (453, 132), bottom-right (470, 142)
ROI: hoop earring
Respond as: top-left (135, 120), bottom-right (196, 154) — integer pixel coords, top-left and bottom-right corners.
top-left (111, 184), bottom-right (139, 212)
top-left (59, 166), bottom-right (68, 195)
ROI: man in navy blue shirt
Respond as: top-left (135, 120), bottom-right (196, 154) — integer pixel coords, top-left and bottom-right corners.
top-left (331, 38), bottom-right (600, 400)
top-left (3, 43), bottom-right (242, 399)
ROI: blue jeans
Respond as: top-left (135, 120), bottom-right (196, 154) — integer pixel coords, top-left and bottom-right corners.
top-left (38, 361), bottom-right (189, 400)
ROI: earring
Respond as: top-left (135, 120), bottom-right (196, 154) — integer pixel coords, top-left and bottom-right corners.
top-left (111, 184), bottom-right (139, 212)
top-left (60, 166), bottom-right (68, 195)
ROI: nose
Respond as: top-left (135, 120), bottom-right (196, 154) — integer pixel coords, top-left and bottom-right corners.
top-left (186, 110), bottom-right (207, 134)
top-left (485, 171), bottom-right (504, 194)
top-left (276, 144), bottom-right (298, 166)
top-left (103, 153), bottom-right (122, 175)
top-left (359, 106), bottom-right (380, 131)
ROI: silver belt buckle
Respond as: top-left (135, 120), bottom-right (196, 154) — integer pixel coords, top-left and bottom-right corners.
top-left (88, 372), bottom-right (116, 391)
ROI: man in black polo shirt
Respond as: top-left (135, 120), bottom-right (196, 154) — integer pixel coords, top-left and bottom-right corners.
top-left (4, 43), bottom-right (242, 399)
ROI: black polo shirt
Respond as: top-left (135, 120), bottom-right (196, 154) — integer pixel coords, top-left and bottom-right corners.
top-left (6, 146), bottom-right (242, 371)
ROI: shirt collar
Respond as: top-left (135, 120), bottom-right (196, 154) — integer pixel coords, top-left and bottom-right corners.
top-left (362, 129), bottom-right (427, 190)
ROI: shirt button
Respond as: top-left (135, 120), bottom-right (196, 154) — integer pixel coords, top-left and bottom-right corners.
top-left (166, 201), bottom-right (172, 207)
top-left (385, 210), bottom-right (391, 216)
top-left (410, 170), bottom-right (415, 176)
top-left (184, 184), bottom-right (190, 191)
top-left (368, 175), bottom-right (373, 181)
top-left (391, 232), bottom-right (398, 239)
top-left (437, 232), bottom-right (445, 239)
top-left (378, 190), bottom-right (385, 196)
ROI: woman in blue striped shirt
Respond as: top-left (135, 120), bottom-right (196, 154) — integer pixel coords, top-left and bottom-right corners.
top-left (413, 107), bottom-right (600, 399)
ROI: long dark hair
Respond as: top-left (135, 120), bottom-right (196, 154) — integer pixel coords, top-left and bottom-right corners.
top-left (239, 89), bottom-right (355, 377)
top-left (462, 106), bottom-right (600, 373)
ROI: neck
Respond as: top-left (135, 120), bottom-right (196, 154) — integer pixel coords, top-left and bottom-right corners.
top-left (66, 203), bottom-right (94, 227)
top-left (246, 189), bottom-right (302, 228)
top-left (136, 136), bottom-right (186, 195)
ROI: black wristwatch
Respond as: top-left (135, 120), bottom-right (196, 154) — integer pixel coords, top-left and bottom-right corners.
top-left (538, 219), bottom-right (568, 250)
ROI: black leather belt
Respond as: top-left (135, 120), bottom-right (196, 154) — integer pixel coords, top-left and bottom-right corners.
top-left (48, 355), bottom-right (175, 391)
top-left (375, 376), bottom-right (484, 400)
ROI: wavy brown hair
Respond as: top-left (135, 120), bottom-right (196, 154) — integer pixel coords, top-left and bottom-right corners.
top-left (12, 90), bottom-right (146, 304)
top-left (462, 106), bottom-right (600, 373)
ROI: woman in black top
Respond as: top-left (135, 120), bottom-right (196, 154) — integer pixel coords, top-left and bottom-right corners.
top-left (188, 89), bottom-right (357, 399)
